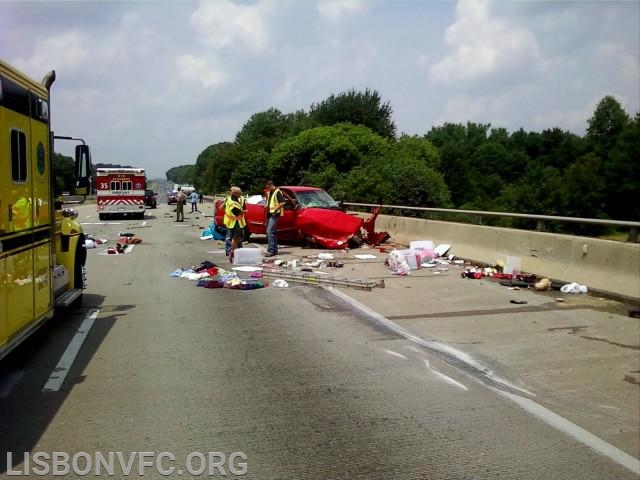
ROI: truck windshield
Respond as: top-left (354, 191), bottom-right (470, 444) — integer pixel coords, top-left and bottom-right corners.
top-left (296, 190), bottom-right (340, 209)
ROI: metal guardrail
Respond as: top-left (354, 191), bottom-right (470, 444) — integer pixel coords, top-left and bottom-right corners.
top-left (343, 202), bottom-right (640, 243)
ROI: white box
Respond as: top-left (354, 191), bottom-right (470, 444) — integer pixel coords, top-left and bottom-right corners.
top-left (233, 247), bottom-right (263, 266)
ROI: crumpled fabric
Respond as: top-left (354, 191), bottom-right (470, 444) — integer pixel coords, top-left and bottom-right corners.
top-left (197, 279), bottom-right (224, 288)
top-left (560, 282), bottom-right (588, 294)
top-left (179, 269), bottom-right (195, 278)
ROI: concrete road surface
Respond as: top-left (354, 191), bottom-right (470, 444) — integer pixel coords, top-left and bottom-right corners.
top-left (0, 201), bottom-right (638, 479)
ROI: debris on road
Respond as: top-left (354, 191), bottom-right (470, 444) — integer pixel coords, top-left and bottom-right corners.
top-left (171, 260), bottom-right (267, 291)
top-left (560, 282), bottom-right (589, 294)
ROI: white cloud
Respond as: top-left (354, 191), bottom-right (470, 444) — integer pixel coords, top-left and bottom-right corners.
top-left (434, 85), bottom-right (541, 130)
top-left (176, 54), bottom-right (229, 90)
top-left (594, 42), bottom-right (640, 84)
top-left (190, 0), bottom-right (273, 54)
top-left (429, 0), bottom-right (544, 86)
top-left (316, 0), bottom-right (367, 22)
top-left (15, 31), bottom-right (90, 76)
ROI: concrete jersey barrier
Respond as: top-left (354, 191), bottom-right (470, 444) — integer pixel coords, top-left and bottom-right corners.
top-left (371, 214), bottom-right (640, 301)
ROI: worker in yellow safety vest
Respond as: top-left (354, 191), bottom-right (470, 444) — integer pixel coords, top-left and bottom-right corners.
top-left (264, 180), bottom-right (285, 257)
top-left (11, 196), bottom-right (32, 232)
top-left (223, 186), bottom-right (247, 262)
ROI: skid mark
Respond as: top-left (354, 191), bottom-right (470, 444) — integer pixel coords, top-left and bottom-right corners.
top-left (580, 336), bottom-right (640, 351)
top-left (547, 325), bottom-right (589, 334)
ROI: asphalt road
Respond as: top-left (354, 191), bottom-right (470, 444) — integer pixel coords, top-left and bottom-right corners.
top-left (0, 202), bottom-right (637, 479)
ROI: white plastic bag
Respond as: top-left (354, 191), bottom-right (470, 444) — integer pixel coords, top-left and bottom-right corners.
top-left (560, 282), bottom-right (588, 294)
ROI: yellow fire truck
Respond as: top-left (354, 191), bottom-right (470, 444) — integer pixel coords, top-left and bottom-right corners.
top-left (1, 59), bottom-right (92, 360)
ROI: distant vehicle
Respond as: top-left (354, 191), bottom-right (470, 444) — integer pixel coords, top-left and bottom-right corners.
top-left (172, 183), bottom-right (195, 196)
top-left (96, 167), bottom-right (146, 220)
top-left (145, 189), bottom-right (158, 208)
top-left (214, 186), bottom-right (388, 249)
top-left (167, 190), bottom-right (178, 205)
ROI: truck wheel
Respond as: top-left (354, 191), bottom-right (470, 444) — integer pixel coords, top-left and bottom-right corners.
top-left (99, 213), bottom-right (106, 221)
top-left (138, 212), bottom-right (145, 220)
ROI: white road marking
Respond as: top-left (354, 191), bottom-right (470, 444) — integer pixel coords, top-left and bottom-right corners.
top-left (423, 358), bottom-right (468, 391)
top-left (494, 388), bottom-right (640, 475)
top-left (328, 286), bottom-right (534, 396)
top-left (42, 309), bottom-right (99, 392)
top-left (0, 370), bottom-right (25, 398)
top-left (142, 221), bottom-right (147, 226)
top-left (430, 368), bottom-right (469, 391)
top-left (382, 349), bottom-right (408, 360)
top-left (405, 345), bottom-right (423, 354)
top-left (328, 286), bottom-right (640, 475)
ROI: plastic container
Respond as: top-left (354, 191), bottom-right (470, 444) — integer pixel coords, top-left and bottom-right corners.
top-left (233, 247), bottom-right (263, 266)
top-left (503, 256), bottom-right (522, 275)
top-left (395, 249), bottom-right (419, 270)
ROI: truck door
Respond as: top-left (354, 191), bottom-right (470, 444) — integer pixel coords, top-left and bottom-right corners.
top-left (30, 92), bottom-right (53, 320)
top-left (2, 79), bottom-right (35, 336)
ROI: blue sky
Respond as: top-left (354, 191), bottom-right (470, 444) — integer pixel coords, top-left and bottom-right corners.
top-left (1, 0), bottom-right (638, 179)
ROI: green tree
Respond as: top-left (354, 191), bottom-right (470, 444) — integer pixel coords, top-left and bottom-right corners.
top-left (195, 142), bottom-right (240, 194)
top-left (229, 150), bottom-right (271, 195)
top-left (166, 165), bottom-right (196, 185)
top-left (500, 161), bottom-right (567, 219)
top-left (53, 153), bottom-right (75, 195)
top-left (309, 88), bottom-right (396, 139)
top-left (394, 135), bottom-right (441, 170)
top-left (235, 108), bottom-right (312, 152)
top-left (562, 153), bottom-right (606, 220)
top-left (268, 123), bottom-right (390, 190)
top-left (603, 112), bottom-right (640, 220)
top-left (587, 95), bottom-right (630, 156)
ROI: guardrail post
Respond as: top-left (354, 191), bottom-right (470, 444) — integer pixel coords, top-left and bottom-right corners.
top-left (536, 220), bottom-right (546, 232)
top-left (628, 227), bottom-right (638, 243)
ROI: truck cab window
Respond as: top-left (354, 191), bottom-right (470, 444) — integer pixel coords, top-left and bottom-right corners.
top-left (110, 180), bottom-right (120, 190)
top-left (10, 129), bottom-right (27, 183)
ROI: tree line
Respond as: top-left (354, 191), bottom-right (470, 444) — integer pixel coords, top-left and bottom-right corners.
top-left (167, 89), bottom-right (637, 233)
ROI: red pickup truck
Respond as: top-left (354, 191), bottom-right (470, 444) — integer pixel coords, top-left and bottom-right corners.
top-left (214, 186), bottom-right (387, 249)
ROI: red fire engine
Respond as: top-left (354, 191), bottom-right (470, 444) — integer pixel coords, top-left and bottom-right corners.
top-left (96, 167), bottom-right (146, 220)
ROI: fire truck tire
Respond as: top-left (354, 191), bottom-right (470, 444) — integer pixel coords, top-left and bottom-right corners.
top-left (137, 212), bottom-right (145, 220)
top-left (99, 213), bottom-right (107, 221)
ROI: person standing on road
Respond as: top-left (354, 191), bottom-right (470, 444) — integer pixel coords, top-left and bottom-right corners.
top-left (190, 190), bottom-right (199, 213)
top-left (265, 180), bottom-right (285, 257)
top-left (199, 191), bottom-right (204, 205)
top-left (224, 186), bottom-right (247, 263)
top-left (176, 188), bottom-right (186, 222)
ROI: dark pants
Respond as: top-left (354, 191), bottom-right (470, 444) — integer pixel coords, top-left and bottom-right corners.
top-left (225, 227), bottom-right (242, 255)
top-left (191, 202), bottom-right (198, 212)
top-left (267, 215), bottom-right (278, 255)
